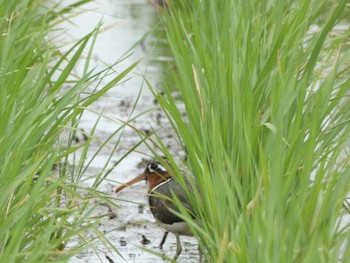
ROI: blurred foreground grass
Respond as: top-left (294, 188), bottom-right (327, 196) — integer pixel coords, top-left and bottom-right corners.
top-left (0, 1), bottom-right (138, 262)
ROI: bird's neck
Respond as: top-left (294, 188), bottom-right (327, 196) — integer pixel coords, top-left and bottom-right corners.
top-left (148, 173), bottom-right (172, 192)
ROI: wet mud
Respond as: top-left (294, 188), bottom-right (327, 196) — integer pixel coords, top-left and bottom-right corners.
top-left (68, 96), bottom-right (199, 263)
top-left (57, 1), bottom-right (199, 261)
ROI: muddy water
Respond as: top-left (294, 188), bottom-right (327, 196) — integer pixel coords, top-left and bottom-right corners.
top-left (57, 0), bottom-right (199, 262)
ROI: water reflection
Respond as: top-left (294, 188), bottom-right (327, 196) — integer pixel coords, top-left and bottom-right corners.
top-left (56, 0), bottom-right (172, 96)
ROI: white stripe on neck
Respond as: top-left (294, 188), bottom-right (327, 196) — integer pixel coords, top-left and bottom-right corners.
top-left (151, 177), bottom-right (173, 192)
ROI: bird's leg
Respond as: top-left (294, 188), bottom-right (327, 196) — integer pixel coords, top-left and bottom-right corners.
top-left (159, 231), bottom-right (169, 249)
top-left (173, 234), bottom-right (182, 261)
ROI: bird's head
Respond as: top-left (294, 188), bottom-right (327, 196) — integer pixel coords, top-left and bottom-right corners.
top-left (115, 162), bottom-right (172, 193)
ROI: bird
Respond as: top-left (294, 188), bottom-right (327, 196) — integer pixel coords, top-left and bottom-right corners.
top-left (115, 161), bottom-right (196, 261)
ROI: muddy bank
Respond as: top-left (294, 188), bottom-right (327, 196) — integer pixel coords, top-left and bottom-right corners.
top-left (68, 94), bottom-right (199, 263)
top-left (56, 1), bottom-right (199, 261)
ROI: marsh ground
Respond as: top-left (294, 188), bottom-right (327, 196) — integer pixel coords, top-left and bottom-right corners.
top-left (58, 0), bottom-right (199, 262)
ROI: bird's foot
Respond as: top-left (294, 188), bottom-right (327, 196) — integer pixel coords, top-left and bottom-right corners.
top-left (159, 231), bottom-right (169, 250)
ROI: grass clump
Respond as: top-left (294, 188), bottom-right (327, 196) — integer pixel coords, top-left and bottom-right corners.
top-left (0, 0), bottom-right (136, 262)
top-left (153, 0), bottom-right (350, 262)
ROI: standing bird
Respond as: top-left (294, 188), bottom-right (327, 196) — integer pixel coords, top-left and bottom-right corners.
top-left (115, 161), bottom-right (196, 261)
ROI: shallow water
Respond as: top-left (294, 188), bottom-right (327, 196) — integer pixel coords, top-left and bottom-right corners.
top-left (55, 0), bottom-right (171, 95)
top-left (55, 1), bottom-right (198, 262)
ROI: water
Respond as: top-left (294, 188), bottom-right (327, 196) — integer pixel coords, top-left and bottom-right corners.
top-left (54, 1), bottom-right (198, 262)
top-left (54, 0), bottom-right (170, 96)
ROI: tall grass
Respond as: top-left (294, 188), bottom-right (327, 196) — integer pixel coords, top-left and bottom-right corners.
top-left (152, 0), bottom-right (350, 262)
top-left (0, 1), bottom-right (136, 262)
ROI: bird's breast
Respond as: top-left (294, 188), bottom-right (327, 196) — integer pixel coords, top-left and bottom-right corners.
top-left (148, 178), bottom-right (185, 225)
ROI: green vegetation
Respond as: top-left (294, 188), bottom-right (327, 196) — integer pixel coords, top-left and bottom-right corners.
top-left (153, 0), bottom-right (350, 262)
top-left (2, 0), bottom-right (350, 262)
top-left (0, 0), bottom-right (136, 262)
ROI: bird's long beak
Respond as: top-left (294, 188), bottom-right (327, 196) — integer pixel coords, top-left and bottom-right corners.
top-left (115, 172), bottom-right (147, 193)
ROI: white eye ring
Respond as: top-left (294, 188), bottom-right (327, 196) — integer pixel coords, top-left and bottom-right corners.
top-left (148, 163), bottom-right (157, 173)
top-left (148, 162), bottom-right (167, 173)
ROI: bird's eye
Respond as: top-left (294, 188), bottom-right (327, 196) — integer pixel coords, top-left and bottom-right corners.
top-left (147, 162), bottom-right (168, 174)
top-left (148, 162), bottom-right (158, 172)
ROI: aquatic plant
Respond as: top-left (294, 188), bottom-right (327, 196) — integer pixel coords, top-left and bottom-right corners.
top-left (0, 1), bottom-right (137, 262)
top-left (154, 0), bottom-right (350, 262)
